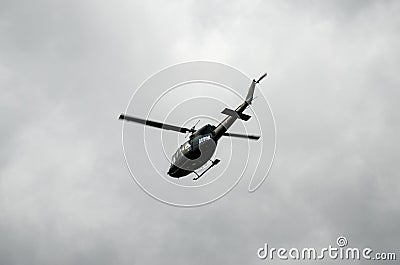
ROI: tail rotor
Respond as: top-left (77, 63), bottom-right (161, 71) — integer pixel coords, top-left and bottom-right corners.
top-left (256, 72), bottom-right (267, 83)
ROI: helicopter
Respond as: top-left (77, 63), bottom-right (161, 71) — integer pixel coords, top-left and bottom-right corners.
top-left (119, 73), bottom-right (267, 180)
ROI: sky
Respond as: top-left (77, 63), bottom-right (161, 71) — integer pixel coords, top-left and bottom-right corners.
top-left (1, 0), bottom-right (399, 264)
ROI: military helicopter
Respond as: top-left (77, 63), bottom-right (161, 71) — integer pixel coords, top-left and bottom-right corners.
top-left (119, 73), bottom-right (267, 180)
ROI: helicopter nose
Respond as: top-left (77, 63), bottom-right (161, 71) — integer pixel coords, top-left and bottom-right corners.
top-left (167, 164), bottom-right (178, 177)
top-left (167, 164), bottom-right (190, 178)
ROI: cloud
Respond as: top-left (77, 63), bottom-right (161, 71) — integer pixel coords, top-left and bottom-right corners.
top-left (0, 0), bottom-right (399, 264)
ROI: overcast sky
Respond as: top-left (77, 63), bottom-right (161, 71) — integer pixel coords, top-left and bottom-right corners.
top-left (1, 0), bottom-right (399, 264)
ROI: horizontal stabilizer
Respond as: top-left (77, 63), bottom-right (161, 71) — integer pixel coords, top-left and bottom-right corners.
top-left (221, 108), bottom-right (251, 121)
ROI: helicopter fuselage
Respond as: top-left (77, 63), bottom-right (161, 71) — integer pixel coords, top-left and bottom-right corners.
top-left (167, 124), bottom-right (217, 178)
top-left (167, 101), bottom-right (249, 178)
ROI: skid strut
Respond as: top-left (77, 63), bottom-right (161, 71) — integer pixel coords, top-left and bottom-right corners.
top-left (193, 159), bottom-right (221, 180)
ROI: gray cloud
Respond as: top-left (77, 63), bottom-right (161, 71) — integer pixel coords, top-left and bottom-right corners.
top-left (1, 0), bottom-right (399, 264)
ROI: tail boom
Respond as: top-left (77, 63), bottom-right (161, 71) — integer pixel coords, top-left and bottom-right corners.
top-left (212, 73), bottom-right (266, 141)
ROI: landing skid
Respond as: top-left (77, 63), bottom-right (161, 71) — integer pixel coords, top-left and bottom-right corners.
top-left (193, 159), bottom-right (221, 180)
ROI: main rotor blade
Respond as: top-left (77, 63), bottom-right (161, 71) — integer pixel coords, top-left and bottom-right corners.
top-left (119, 114), bottom-right (194, 133)
top-left (222, 132), bottom-right (260, 140)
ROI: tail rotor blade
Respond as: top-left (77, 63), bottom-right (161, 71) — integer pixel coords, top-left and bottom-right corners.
top-left (256, 73), bottom-right (267, 83)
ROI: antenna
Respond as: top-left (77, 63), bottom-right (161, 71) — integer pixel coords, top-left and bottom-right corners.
top-left (185, 119), bottom-right (200, 138)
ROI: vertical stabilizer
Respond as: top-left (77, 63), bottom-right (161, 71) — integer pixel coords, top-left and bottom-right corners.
top-left (245, 73), bottom-right (267, 104)
top-left (245, 80), bottom-right (257, 104)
